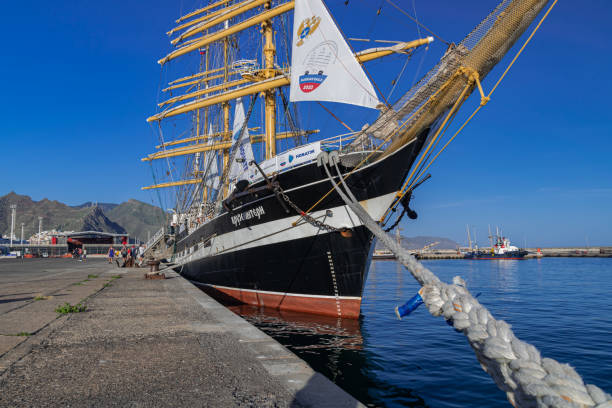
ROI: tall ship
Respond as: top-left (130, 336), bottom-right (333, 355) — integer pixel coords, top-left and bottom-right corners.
top-left (143, 0), bottom-right (552, 318)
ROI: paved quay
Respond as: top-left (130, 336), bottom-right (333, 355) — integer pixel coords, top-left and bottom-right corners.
top-left (0, 259), bottom-right (362, 407)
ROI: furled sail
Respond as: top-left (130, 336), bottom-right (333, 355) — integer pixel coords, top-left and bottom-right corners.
top-left (204, 124), bottom-right (220, 191)
top-left (229, 97), bottom-right (255, 183)
top-left (289, 0), bottom-right (380, 109)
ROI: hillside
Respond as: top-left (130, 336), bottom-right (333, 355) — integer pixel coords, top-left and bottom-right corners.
top-left (107, 199), bottom-right (166, 242)
top-left (0, 193), bottom-right (164, 241)
top-left (376, 235), bottom-right (459, 251)
top-left (0, 192), bottom-right (125, 238)
top-left (72, 202), bottom-right (119, 213)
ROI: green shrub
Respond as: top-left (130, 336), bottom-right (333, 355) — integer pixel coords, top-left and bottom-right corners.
top-left (55, 303), bottom-right (87, 314)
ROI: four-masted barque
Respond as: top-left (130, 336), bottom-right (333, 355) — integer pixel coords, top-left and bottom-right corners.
top-left (144, 0), bottom-right (551, 318)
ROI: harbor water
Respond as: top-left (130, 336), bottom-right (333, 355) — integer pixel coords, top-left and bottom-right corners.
top-left (229, 258), bottom-right (612, 407)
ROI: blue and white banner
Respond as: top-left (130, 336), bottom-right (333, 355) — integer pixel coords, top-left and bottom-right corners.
top-left (247, 141), bottom-right (321, 183)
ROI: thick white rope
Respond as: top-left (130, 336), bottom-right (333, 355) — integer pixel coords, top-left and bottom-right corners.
top-left (318, 151), bottom-right (612, 408)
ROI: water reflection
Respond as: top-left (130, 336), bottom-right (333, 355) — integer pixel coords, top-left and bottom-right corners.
top-left (219, 259), bottom-right (612, 407)
top-left (227, 303), bottom-right (427, 407)
top-left (228, 304), bottom-right (363, 350)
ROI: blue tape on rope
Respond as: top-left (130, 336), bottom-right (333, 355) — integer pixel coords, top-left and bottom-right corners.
top-left (395, 292), bottom-right (424, 320)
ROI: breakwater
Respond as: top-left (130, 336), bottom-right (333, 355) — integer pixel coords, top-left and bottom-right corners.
top-left (373, 247), bottom-right (612, 260)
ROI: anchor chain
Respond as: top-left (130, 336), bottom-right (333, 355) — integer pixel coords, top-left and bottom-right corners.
top-left (275, 186), bottom-right (341, 233)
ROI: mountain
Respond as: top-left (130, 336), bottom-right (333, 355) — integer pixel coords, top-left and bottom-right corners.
top-left (376, 235), bottom-right (459, 250)
top-left (0, 192), bottom-right (124, 239)
top-left (72, 202), bottom-right (119, 213)
top-left (0, 192), bottom-right (163, 241)
top-left (107, 199), bottom-right (166, 242)
top-left (81, 206), bottom-right (126, 234)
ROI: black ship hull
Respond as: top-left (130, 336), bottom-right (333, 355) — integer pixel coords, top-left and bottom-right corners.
top-left (463, 250), bottom-right (528, 260)
top-left (175, 138), bottom-right (425, 318)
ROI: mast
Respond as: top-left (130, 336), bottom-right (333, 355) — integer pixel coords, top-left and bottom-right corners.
top-left (222, 22), bottom-right (231, 198)
top-left (496, 226), bottom-right (500, 246)
top-left (202, 43), bottom-right (210, 203)
top-left (262, 1), bottom-right (276, 159)
top-left (144, 0), bottom-right (434, 202)
top-left (466, 224), bottom-right (472, 250)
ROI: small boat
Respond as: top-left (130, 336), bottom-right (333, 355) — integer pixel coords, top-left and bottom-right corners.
top-left (464, 226), bottom-right (528, 260)
top-left (372, 249), bottom-right (396, 260)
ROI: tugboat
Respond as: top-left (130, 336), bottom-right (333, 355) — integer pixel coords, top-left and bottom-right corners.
top-left (464, 226), bottom-right (528, 260)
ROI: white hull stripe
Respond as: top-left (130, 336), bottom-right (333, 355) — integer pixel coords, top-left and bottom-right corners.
top-left (190, 281), bottom-right (362, 300)
top-left (176, 191), bottom-right (397, 264)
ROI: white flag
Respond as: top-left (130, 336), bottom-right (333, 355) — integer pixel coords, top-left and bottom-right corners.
top-left (290, 0), bottom-right (380, 109)
top-left (229, 98), bottom-right (255, 182)
top-left (204, 124), bottom-right (220, 190)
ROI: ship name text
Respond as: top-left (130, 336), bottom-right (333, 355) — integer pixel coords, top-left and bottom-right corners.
top-left (231, 206), bottom-right (266, 227)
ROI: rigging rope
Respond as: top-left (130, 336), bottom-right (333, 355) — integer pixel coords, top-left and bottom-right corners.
top-left (317, 151), bottom-right (612, 408)
top-left (384, 0), bottom-right (450, 46)
top-left (411, 0), bottom-right (421, 38)
top-left (323, 0), bottom-right (390, 107)
top-left (382, 0), bottom-right (560, 221)
top-left (387, 50), bottom-right (415, 102)
top-left (214, 95), bottom-right (257, 210)
top-left (292, 68), bottom-right (456, 226)
top-left (317, 102), bottom-right (354, 133)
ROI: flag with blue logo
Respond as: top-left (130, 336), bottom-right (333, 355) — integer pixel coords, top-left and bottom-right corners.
top-left (289, 0), bottom-right (380, 109)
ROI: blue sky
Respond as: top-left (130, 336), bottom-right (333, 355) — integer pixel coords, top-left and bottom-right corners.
top-left (1, 1), bottom-right (610, 246)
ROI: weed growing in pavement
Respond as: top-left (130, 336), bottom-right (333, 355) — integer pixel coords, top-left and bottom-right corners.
top-left (111, 275), bottom-right (122, 279)
top-left (34, 296), bottom-right (49, 301)
top-left (55, 303), bottom-right (87, 314)
top-left (72, 282), bottom-right (83, 286)
top-left (104, 283), bottom-right (112, 288)
top-left (9, 332), bottom-right (31, 336)
top-left (87, 274), bottom-right (98, 279)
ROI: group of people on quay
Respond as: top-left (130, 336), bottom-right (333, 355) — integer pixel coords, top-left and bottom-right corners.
top-left (106, 244), bottom-right (146, 267)
top-left (72, 247), bottom-right (87, 262)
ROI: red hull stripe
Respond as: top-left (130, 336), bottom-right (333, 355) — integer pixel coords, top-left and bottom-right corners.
top-left (202, 285), bottom-right (362, 319)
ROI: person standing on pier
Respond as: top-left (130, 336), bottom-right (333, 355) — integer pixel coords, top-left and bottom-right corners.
top-left (107, 246), bottom-right (114, 264)
top-left (120, 246), bottom-right (127, 267)
top-left (138, 244), bottom-right (145, 267)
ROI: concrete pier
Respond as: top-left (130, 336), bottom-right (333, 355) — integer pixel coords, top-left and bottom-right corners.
top-left (0, 259), bottom-right (362, 407)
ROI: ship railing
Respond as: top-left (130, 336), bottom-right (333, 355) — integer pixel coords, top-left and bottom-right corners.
top-left (244, 131), bottom-right (366, 184)
top-left (319, 131), bottom-right (359, 151)
top-left (144, 227), bottom-right (165, 251)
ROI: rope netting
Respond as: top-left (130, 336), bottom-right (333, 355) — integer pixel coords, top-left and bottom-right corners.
top-left (317, 151), bottom-right (612, 408)
top-left (348, 0), bottom-right (549, 153)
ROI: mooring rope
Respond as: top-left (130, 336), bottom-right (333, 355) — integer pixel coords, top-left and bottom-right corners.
top-left (317, 151), bottom-right (612, 408)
